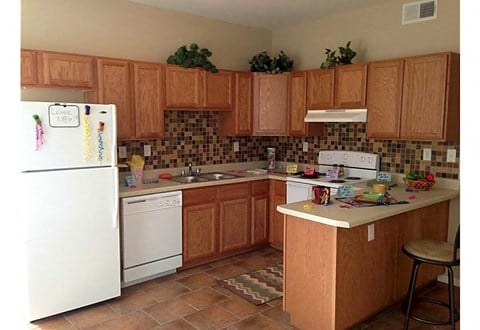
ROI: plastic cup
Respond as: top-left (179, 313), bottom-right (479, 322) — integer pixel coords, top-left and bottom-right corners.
top-left (131, 167), bottom-right (144, 185)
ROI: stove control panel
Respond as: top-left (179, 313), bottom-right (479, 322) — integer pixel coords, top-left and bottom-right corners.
top-left (318, 151), bottom-right (379, 171)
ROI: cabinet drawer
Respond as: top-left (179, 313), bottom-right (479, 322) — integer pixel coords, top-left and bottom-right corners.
top-left (271, 180), bottom-right (286, 196)
top-left (251, 180), bottom-right (269, 196)
top-left (183, 187), bottom-right (217, 206)
top-left (217, 183), bottom-right (249, 201)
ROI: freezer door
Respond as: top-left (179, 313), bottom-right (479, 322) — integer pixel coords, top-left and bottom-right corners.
top-left (24, 167), bottom-right (120, 321)
top-left (21, 101), bottom-right (117, 171)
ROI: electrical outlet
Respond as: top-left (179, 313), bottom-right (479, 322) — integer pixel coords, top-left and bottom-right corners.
top-left (368, 224), bottom-right (375, 241)
top-left (118, 146), bottom-right (127, 159)
top-left (446, 149), bottom-right (456, 163)
top-left (422, 148), bottom-right (432, 161)
top-left (233, 141), bottom-right (239, 152)
top-left (303, 142), bottom-right (308, 152)
top-left (143, 145), bottom-right (151, 157)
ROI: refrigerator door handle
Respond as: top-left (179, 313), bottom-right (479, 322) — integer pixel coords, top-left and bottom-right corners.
top-left (113, 169), bottom-right (119, 229)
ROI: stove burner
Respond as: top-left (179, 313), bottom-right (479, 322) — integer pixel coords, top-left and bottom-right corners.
top-left (329, 179), bottom-right (346, 183)
top-left (318, 172), bottom-right (327, 176)
top-left (344, 176), bottom-right (362, 180)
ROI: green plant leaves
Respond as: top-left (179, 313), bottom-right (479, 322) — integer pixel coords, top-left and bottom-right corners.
top-left (249, 50), bottom-right (294, 74)
top-left (320, 41), bottom-right (357, 69)
top-left (167, 43), bottom-right (218, 73)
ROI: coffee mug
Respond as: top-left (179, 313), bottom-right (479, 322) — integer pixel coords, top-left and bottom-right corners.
top-left (373, 183), bottom-right (386, 194)
top-left (312, 186), bottom-right (331, 205)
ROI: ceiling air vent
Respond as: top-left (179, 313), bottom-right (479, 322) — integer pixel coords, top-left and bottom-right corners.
top-left (402, 0), bottom-right (437, 25)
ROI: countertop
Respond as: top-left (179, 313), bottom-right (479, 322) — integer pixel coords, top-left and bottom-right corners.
top-left (119, 169), bottom-right (288, 198)
top-left (277, 182), bottom-right (459, 228)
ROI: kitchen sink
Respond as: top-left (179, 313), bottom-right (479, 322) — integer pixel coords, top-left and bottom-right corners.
top-left (201, 172), bottom-right (238, 180)
top-left (168, 172), bottom-right (239, 184)
top-left (169, 176), bottom-right (209, 184)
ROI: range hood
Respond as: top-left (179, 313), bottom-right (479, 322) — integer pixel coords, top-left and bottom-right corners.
top-left (304, 109), bottom-right (367, 123)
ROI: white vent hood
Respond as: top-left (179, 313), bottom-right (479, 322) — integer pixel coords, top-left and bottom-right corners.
top-left (304, 109), bottom-right (367, 123)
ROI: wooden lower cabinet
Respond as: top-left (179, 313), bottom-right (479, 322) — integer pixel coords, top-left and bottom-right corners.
top-left (218, 183), bottom-right (250, 253)
top-left (269, 180), bottom-right (286, 249)
top-left (251, 180), bottom-right (269, 245)
top-left (182, 181), bottom-right (269, 268)
top-left (283, 201), bottom-right (450, 330)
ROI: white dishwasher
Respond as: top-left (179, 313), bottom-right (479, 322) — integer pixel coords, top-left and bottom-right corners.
top-left (121, 191), bottom-right (182, 287)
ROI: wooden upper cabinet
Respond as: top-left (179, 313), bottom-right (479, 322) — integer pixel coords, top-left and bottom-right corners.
top-left (39, 51), bottom-right (94, 87)
top-left (21, 50), bottom-right (38, 85)
top-left (219, 71), bottom-right (253, 136)
top-left (367, 52), bottom-right (459, 141)
top-left (252, 72), bottom-right (289, 136)
top-left (401, 53), bottom-right (459, 140)
top-left (165, 66), bottom-right (204, 108)
top-left (96, 58), bottom-right (134, 140)
top-left (367, 59), bottom-right (404, 138)
top-left (307, 69), bottom-right (334, 109)
top-left (290, 71), bottom-right (323, 137)
top-left (307, 64), bottom-right (367, 109)
top-left (335, 63), bottom-right (367, 108)
top-left (132, 62), bottom-right (165, 138)
top-left (204, 70), bottom-right (234, 109)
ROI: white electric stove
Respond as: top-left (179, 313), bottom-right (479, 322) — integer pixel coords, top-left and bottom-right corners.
top-left (286, 150), bottom-right (380, 203)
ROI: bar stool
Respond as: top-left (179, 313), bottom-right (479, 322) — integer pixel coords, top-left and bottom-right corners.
top-left (402, 226), bottom-right (460, 329)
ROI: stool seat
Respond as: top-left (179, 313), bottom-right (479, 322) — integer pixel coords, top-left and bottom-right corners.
top-left (402, 226), bottom-right (459, 330)
top-left (403, 240), bottom-right (457, 263)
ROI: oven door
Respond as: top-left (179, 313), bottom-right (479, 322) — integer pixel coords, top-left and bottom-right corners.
top-left (286, 181), bottom-right (315, 203)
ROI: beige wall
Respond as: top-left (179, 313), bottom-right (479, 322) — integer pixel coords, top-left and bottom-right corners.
top-left (21, 0), bottom-right (272, 71)
top-left (272, 0), bottom-right (460, 69)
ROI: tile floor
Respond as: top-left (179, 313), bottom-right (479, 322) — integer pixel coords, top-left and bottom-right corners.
top-left (29, 247), bottom-right (460, 330)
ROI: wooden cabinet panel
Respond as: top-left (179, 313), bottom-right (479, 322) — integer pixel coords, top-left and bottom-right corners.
top-left (183, 187), bottom-right (217, 206)
top-left (367, 52), bottom-right (459, 141)
top-left (269, 180), bottom-right (286, 249)
top-left (204, 70), bottom-right (233, 109)
top-left (219, 198), bottom-right (250, 253)
top-left (183, 203), bottom-right (218, 263)
top-left (219, 72), bottom-right (253, 136)
top-left (132, 62), bottom-right (165, 138)
top-left (165, 66), bottom-right (203, 108)
top-left (217, 182), bottom-right (249, 201)
top-left (401, 54), bottom-right (449, 140)
top-left (21, 50), bottom-right (38, 85)
top-left (96, 58), bottom-right (134, 140)
top-left (307, 69), bottom-right (334, 109)
top-left (367, 59), bottom-right (404, 138)
top-left (253, 73), bottom-right (289, 136)
top-left (290, 71), bottom-right (323, 137)
top-left (251, 180), bottom-right (269, 245)
top-left (40, 51), bottom-right (94, 87)
top-left (334, 63), bottom-right (367, 108)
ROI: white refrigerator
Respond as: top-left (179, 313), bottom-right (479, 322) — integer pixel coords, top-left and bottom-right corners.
top-left (21, 101), bottom-right (121, 321)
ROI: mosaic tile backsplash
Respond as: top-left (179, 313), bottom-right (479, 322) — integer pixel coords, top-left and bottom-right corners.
top-left (118, 111), bottom-right (459, 179)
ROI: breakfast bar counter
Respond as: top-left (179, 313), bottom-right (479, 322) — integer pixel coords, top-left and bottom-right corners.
top-left (276, 183), bottom-right (459, 330)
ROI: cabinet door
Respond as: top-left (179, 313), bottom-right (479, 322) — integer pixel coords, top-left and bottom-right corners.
top-left (290, 71), bottom-right (324, 137)
top-left (96, 58), bottom-right (134, 140)
top-left (218, 72), bottom-right (252, 136)
top-left (334, 64), bottom-right (367, 108)
top-left (219, 197), bottom-right (250, 253)
top-left (40, 51), bottom-right (94, 87)
top-left (251, 180), bottom-right (269, 245)
top-left (132, 62), bottom-right (165, 138)
top-left (366, 60), bottom-right (404, 138)
top-left (21, 50), bottom-right (38, 85)
top-left (269, 180), bottom-right (286, 249)
top-left (204, 70), bottom-right (233, 109)
top-left (165, 66), bottom-right (203, 108)
top-left (307, 69), bottom-right (334, 109)
top-left (183, 203), bottom-right (218, 263)
top-left (253, 73), bottom-right (289, 136)
top-left (400, 54), bottom-right (449, 140)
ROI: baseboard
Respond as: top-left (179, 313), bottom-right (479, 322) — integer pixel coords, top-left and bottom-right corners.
top-left (437, 273), bottom-right (460, 287)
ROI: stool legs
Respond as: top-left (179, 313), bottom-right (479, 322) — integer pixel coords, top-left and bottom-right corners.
top-left (403, 259), bottom-right (421, 330)
top-left (447, 266), bottom-right (456, 329)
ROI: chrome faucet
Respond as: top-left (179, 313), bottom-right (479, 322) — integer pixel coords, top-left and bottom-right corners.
top-left (188, 163), bottom-right (193, 176)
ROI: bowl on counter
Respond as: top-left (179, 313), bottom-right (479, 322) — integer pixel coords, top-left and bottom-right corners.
top-left (361, 191), bottom-right (384, 202)
top-left (403, 178), bottom-right (435, 191)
